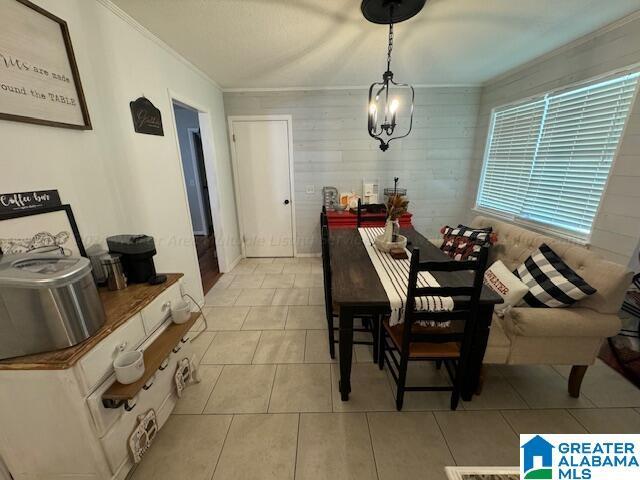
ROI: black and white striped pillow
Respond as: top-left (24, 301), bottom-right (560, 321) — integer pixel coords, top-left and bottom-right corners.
top-left (514, 244), bottom-right (596, 308)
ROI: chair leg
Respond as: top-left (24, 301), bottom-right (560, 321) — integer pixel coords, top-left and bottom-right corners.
top-left (396, 354), bottom-right (409, 411)
top-left (568, 365), bottom-right (588, 398)
top-left (435, 360), bottom-right (442, 370)
top-left (371, 315), bottom-right (380, 364)
top-left (327, 315), bottom-right (336, 359)
top-left (378, 325), bottom-right (386, 370)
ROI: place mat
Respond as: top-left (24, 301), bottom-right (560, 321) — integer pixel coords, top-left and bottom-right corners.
top-left (358, 227), bottom-right (454, 326)
top-left (445, 467), bottom-right (520, 480)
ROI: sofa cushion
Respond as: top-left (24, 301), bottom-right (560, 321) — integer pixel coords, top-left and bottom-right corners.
top-left (440, 225), bottom-right (494, 261)
top-left (470, 215), bottom-right (633, 314)
top-left (501, 306), bottom-right (621, 338)
top-left (514, 243), bottom-right (596, 308)
top-left (484, 260), bottom-right (529, 314)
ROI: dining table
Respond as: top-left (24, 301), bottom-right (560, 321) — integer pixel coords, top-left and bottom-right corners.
top-left (330, 227), bottom-right (503, 402)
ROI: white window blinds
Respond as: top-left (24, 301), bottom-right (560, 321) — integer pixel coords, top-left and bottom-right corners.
top-left (477, 71), bottom-right (640, 240)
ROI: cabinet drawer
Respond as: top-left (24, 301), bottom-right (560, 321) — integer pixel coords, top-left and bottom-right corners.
top-left (140, 283), bottom-right (182, 335)
top-left (78, 314), bottom-right (146, 394)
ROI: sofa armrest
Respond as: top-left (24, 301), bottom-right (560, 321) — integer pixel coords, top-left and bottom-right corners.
top-left (503, 307), bottom-right (621, 338)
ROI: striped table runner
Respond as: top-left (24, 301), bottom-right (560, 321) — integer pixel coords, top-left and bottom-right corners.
top-left (359, 227), bottom-right (454, 326)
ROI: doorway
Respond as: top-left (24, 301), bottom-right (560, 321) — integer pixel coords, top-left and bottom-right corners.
top-left (173, 102), bottom-right (220, 293)
top-left (228, 116), bottom-right (296, 257)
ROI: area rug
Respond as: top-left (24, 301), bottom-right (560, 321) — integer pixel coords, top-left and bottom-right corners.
top-left (445, 467), bottom-right (519, 480)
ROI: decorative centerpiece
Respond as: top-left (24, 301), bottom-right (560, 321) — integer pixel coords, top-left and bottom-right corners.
top-left (374, 177), bottom-right (409, 253)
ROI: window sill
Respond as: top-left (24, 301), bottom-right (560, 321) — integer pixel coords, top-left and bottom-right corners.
top-left (471, 207), bottom-right (591, 247)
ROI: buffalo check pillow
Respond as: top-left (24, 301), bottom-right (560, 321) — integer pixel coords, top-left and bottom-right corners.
top-left (440, 225), bottom-right (496, 261)
top-left (514, 243), bottom-right (597, 308)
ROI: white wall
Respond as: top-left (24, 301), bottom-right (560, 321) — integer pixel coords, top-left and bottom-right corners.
top-left (224, 87), bottom-right (481, 254)
top-left (470, 12), bottom-right (640, 266)
top-left (173, 104), bottom-right (206, 235)
top-left (0, 0), bottom-right (241, 303)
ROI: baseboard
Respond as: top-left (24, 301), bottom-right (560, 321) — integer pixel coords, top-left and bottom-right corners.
top-left (225, 254), bottom-right (242, 273)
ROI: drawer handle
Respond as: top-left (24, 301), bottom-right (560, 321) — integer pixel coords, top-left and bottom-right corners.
top-left (159, 358), bottom-right (170, 371)
top-left (162, 301), bottom-right (172, 312)
top-left (143, 374), bottom-right (156, 390)
top-left (116, 341), bottom-right (128, 354)
top-left (181, 335), bottom-right (190, 344)
top-left (173, 344), bottom-right (182, 353)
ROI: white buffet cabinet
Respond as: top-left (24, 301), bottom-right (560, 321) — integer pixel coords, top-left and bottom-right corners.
top-left (0, 277), bottom-right (197, 480)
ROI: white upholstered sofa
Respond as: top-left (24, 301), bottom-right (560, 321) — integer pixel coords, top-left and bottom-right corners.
top-left (470, 216), bottom-right (633, 397)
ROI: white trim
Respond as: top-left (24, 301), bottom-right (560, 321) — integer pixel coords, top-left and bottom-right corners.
top-left (222, 84), bottom-right (480, 93)
top-left (487, 9), bottom-right (640, 85)
top-left (95, 0), bottom-right (222, 91)
top-left (227, 114), bottom-right (297, 258)
top-left (445, 466), bottom-right (519, 480)
top-left (185, 127), bottom-right (208, 236)
top-left (167, 91), bottom-right (229, 276)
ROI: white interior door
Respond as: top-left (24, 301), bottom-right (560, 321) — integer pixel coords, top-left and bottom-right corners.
top-left (231, 119), bottom-right (294, 257)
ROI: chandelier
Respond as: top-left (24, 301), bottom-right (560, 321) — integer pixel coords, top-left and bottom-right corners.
top-left (362, 0), bottom-right (426, 151)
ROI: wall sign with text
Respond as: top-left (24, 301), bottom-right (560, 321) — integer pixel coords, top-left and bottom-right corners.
top-left (0, 0), bottom-right (91, 130)
top-left (130, 97), bottom-right (164, 136)
top-left (0, 190), bottom-right (61, 214)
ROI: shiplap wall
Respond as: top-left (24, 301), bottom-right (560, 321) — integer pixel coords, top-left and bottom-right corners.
top-left (224, 87), bottom-right (480, 254)
top-left (469, 13), bottom-right (640, 266)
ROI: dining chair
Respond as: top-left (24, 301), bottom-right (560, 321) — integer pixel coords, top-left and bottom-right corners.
top-left (320, 213), bottom-right (378, 360)
top-left (356, 199), bottom-right (388, 228)
top-left (378, 246), bottom-right (489, 411)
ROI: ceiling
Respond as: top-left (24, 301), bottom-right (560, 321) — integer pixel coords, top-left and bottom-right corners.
top-left (111, 0), bottom-right (640, 90)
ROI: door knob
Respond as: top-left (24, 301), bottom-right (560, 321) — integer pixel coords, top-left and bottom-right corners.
top-left (284, 199), bottom-right (290, 205)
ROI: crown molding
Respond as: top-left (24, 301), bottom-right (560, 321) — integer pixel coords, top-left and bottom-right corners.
top-left (94, 0), bottom-right (222, 91)
top-left (222, 84), bottom-right (480, 93)
top-left (486, 9), bottom-right (640, 85)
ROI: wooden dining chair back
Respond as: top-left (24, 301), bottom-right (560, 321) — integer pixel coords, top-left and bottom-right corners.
top-left (380, 246), bottom-right (489, 410)
top-left (356, 199), bottom-right (388, 228)
top-left (320, 210), bottom-right (379, 360)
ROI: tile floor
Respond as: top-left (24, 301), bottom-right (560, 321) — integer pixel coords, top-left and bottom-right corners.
top-left (131, 257), bottom-right (640, 480)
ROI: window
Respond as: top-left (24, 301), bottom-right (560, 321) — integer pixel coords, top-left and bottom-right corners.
top-left (477, 71), bottom-right (640, 241)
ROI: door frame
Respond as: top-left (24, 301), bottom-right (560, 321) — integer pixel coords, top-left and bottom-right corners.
top-left (227, 115), bottom-right (297, 258)
top-left (167, 90), bottom-right (229, 275)
top-left (186, 127), bottom-right (208, 235)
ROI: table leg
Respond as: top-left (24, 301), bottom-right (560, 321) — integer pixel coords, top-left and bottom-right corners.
top-left (461, 304), bottom-right (494, 401)
top-left (339, 305), bottom-right (354, 401)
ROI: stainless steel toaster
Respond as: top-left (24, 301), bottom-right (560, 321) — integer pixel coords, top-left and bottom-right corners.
top-left (0, 254), bottom-right (106, 360)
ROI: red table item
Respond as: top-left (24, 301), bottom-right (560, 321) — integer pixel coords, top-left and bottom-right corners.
top-left (325, 210), bottom-right (413, 229)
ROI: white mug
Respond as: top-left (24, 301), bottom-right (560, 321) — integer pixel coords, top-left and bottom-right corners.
top-left (113, 350), bottom-right (145, 384)
top-left (171, 299), bottom-right (191, 324)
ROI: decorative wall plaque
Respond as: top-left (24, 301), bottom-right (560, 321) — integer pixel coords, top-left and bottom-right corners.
top-left (130, 97), bottom-right (164, 136)
top-left (0, 189), bottom-right (61, 214)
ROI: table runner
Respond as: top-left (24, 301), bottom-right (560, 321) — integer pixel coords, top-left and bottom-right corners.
top-left (358, 227), bottom-right (454, 326)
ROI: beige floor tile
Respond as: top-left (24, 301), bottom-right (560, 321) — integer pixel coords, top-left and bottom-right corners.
top-left (296, 413), bottom-right (378, 480)
top-left (212, 413), bottom-right (298, 480)
top-left (235, 288), bottom-right (276, 306)
top-left (569, 408), bottom-right (640, 433)
top-left (209, 273), bottom-right (235, 290)
top-left (309, 287), bottom-right (325, 306)
top-left (190, 331), bottom-right (216, 365)
top-left (368, 412), bottom-right (454, 480)
top-left (202, 306), bottom-right (249, 330)
top-left (434, 411), bottom-right (519, 465)
top-left (498, 365), bottom-right (595, 408)
top-left (272, 288), bottom-right (310, 306)
top-left (205, 288), bottom-right (241, 306)
top-left (201, 331), bottom-right (261, 364)
top-left (242, 306), bottom-right (288, 330)
top-left (231, 262), bottom-right (258, 274)
top-left (569, 364), bottom-right (640, 408)
top-left (297, 257), bottom-right (321, 264)
top-left (283, 263), bottom-right (312, 274)
top-left (294, 273), bottom-right (324, 288)
top-left (273, 257), bottom-right (298, 264)
top-left (463, 367), bottom-right (527, 410)
top-left (262, 273), bottom-right (295, 288)
top-left (228, 274), bottom-right (265, 289)
top-left (331, 363), bottom-right (395, 412)
top-left (253, 330), bottom-right (306, 364)
top-left (354, 344), bottom-right (375, 363)
top-left (131, 414), bottom-right (231, 480)
top-left (204, 364), bottom-right (276, 414)
top-left (254, 263), bottom-right (285, 273)
top-left (173, 365), bottom-right (223, 414)
top-left (304, 330), bottom-right (338, 363)
top-left (502, 409), bottom-right (587, 434)
top-left (286, 305), bottom-right (326, 329)
top-left (269, 364), bottom-right (332, 413)
top-left (311, 263), bottom-right (323, 274)
top-left (242, 257), bottom-right (275, 264)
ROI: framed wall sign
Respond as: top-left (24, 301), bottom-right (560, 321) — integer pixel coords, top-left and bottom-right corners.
top-left (0, 189), bottom-right (61, 214)
top-left (130, 97), bottom-right (164, 136)
top-left (0, 204), bottom-right (86, 257)
top-left (0, 0), bottom-right (91, 129)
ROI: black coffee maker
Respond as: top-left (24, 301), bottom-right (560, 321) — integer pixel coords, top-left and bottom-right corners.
top-left (106, 235), bottom-right (166, 285)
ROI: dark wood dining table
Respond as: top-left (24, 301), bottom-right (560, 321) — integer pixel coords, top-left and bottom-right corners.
top-left (330, 227), bottom-right (503, 402)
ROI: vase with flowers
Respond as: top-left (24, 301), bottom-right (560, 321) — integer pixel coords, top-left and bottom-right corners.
top-left (384, 192), bottom-right (409, 243)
